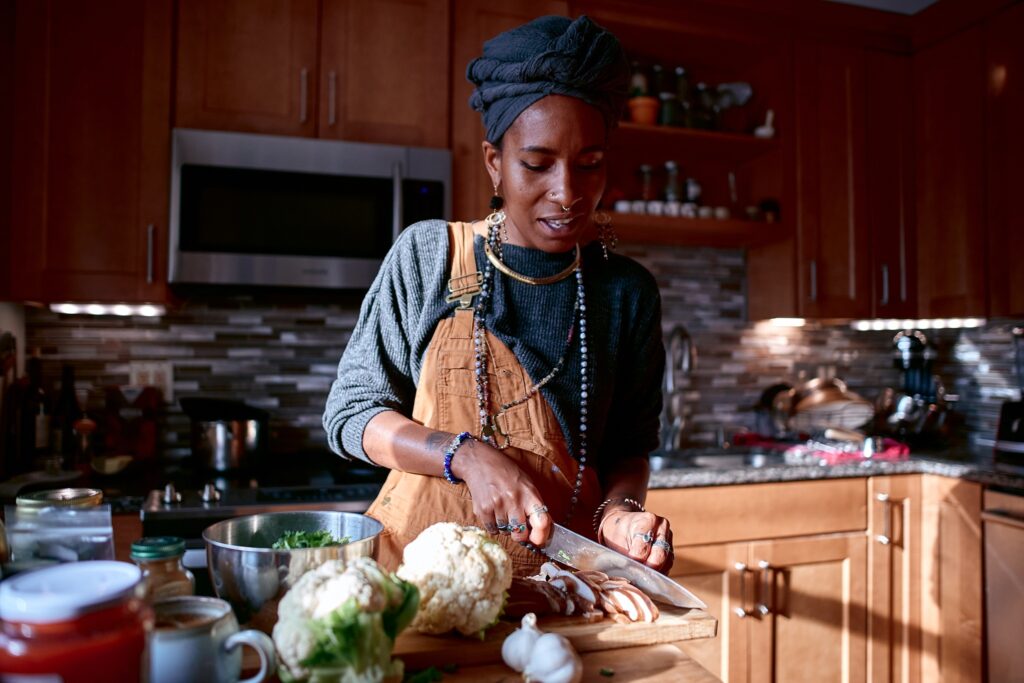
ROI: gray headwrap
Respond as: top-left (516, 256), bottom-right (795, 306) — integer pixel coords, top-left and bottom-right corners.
top-left (466, 15), bottom-right (630, 144)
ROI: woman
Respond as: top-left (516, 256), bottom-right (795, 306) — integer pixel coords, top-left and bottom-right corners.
top-left (324, 15), bottom-right (673, 576)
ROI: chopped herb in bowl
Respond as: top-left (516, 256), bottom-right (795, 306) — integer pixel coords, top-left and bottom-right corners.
top-left (272, 530), bottom-right (350, 549)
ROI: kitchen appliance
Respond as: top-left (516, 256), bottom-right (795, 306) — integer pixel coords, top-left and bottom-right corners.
top-left (539, 523), bottom-right (705, 609)
top-left (180, 398), bottom-right (269, 472)
top-left (993, 327), bottom-right (1024, 475)
top-left (203, 511), bottom-right (383, 632)
top-left (169, 128), bottom-right (451, 289)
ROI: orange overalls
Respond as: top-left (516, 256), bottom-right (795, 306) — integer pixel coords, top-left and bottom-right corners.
top-left (365, 221), bottom-right (603, 576)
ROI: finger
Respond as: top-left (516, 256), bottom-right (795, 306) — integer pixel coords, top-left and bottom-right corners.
top-left (625, 512), bottom-right (659, 563)
top-left (646, 517), bottom-right (673, 571)
top-left (526, 501), bottom-right (552, 547)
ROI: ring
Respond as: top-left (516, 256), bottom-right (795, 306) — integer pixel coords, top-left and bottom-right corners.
top-left (529, 505), bottom-right (549, 518)
top-left (653, 539), bottom-right (673, 553)
top-left (510, 523), bottom-right (528, 534)
top-left (633, 531), bottom-right (654, 544)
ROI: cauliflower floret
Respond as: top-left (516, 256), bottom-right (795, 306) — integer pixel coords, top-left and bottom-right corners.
top-left (396, 522), bottom-right (512, 637)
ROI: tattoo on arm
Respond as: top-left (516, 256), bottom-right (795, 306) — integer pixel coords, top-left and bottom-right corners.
top-left (425, 431), bottom-right (450, 453)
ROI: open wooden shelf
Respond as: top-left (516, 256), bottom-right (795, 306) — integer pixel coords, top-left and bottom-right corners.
top-left (614, 212), bottom-right (787, 248)
top-left (615, 122), bottom-right (779, 165)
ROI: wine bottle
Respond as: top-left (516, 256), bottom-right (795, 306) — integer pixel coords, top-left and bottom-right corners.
top-left (51, 365), bottom-right (81, 467)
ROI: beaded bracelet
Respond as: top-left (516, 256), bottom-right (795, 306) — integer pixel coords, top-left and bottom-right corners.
top-left (592, 496), bottom-right (646, 536)
top-left (443, 431), bottom-right (475, 484)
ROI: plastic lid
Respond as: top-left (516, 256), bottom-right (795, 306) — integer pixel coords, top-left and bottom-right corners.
top-left (131, 536), bottom-right (186, 559)
top-left (16, 488), bottom-right (103, 508)
top-left (0, 561), bottom-right (142, 623)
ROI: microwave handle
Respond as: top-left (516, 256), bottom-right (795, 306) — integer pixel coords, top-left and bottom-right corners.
top-left (392, 161), bottom-right (403, 242)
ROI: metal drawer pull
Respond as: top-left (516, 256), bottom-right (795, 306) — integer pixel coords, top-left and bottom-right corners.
top-left (880, 263), bottom-right (890, 306)
top-left (734, 562), bottom-right (754, 618)
top-left (146, 224), bottom-right (155, 284)
top-left (756, 560), bottom-right (772, 616)
top-left (809, 260), bottom-right (818, 303)
top-left (876, 492), bottom-right (892, 545)
top-left (300, 67), bottom-right (309, 123)
top-left (328, 70), bottom-right (337, 126)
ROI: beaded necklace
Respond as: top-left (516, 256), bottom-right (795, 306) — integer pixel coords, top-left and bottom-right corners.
top-left (472, 211), bottom-right (591, 523)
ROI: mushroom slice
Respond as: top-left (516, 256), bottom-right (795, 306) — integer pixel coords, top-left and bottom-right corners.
top-left (603, 588), bottom-right (640, 621)
top-left (619, 585), bottom-right (659, 623)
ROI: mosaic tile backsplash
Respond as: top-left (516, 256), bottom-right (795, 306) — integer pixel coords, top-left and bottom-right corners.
top-left (23, 244), bottom-right (1024, 460)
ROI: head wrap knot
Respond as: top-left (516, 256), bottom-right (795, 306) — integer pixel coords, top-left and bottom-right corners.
top-left (466, 15), bottom-right (629, 143)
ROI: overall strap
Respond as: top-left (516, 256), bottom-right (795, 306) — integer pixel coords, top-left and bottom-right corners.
top-left (445, 222), bottom-right (484, 310)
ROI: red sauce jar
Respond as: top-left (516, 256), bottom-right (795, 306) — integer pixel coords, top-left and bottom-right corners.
top-left (0, 561), bottom-right (154, 682)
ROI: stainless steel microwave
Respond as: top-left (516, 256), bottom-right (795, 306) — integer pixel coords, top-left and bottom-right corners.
top-left (168, 128), bottom-right (451, 289)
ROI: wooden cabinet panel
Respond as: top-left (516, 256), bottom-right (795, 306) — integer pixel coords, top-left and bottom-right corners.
top-left (176, 0), bottom-right (319, 136)
top-left (913, 27), bottom-right (987, 317)
top-left (450, 0), bottom-right (570, 222)
top-left (866, 51), bottom-right (917, 319)
top-left (749, 533), bottom-right (868, 683)
top-left (794, 42), bottom-right (871, 319)
top-left (10, 0), bottom-right (171, 303)
top-left (867, 475), bottom-right (921, 683)
top-left (985, 2), bottom-right (1024, 317)
top-left (319, 0), bottom-right (449, 147)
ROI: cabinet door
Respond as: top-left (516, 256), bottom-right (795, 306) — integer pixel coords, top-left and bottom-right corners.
top-left (866, 51), bottom-right (916, 319)
top-left (319, 0), bottom-right (449, 147)
top-left (913, 27), bottom-right (987, 317)
top-left (867, 476), bottom-right (921, 683)
top-left (748, 533), bottom-right (868, 683)
top-left (10, 0), bottom-right (171, 303)
top-left (794, 42), bottom-right (871, 319)
top-left (670, 542), bottom-right (750, 683)
top-left (450, 0), bottom-right (569, 222)
top-left (176, 0), bottom-right (318, 136)
top-left (985, 3), bottom-right (1024, 317)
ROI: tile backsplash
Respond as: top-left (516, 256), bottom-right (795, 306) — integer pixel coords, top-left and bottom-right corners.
top-left (22, 244), bottom-right (1023, 459)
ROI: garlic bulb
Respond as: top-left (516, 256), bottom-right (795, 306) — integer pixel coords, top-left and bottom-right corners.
top-left (522, 632), bottom-right (583, 683)
top-left (502, 613), bottom-right (543, 673)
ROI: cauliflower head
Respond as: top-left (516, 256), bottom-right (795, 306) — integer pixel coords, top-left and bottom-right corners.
top-left (273, 557), bottom-right (419, 683)
top-left (396, 523), bottom-right (512, 637)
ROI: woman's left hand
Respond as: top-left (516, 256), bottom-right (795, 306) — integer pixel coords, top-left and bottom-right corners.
top-left (599, 509), bottom-right (674, 574)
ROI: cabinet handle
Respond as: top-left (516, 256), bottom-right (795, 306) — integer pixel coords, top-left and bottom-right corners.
top-left (876, 492), bottom-right (892, 545)
top-left (756, 560), bottom-right (772, 616)
top-left (809, 260), bottom-right (818, 303)
top-left (328, 70), bottom-right (337, 126)
top-left (146, 224), bottom-right (155, 284)
top-left (733, 562), bottom-right (755, 618)
top-left (300, 67), bottom-right (309, 123)
top-left (880, 264), bottom-right (890, 307)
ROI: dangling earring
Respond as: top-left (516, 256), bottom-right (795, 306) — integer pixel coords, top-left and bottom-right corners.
top-left (488, 183), bottom-right (508, 244)
top-left (593, 210), bottom-right (617, 260)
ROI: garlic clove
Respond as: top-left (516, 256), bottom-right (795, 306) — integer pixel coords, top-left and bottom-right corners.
top-left (501, 612), bottom-right (542, 673)
top-left (522, 632), bottom-right (583, 683)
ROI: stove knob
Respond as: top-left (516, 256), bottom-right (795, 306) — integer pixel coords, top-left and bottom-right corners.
top-left (201, 483), bottom-right (222, 503)
top-left (162, 483), bottom-right (182, 505)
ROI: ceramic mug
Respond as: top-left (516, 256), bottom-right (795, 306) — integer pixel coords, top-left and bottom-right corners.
top-left (150, 596), bottom-right (276, 683)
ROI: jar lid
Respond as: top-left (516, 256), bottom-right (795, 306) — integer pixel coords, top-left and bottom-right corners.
top-left (131, 536), bottom-right (186, 559)
top-left (16, 487), bottom-right (103, 508)
top-left (0, 561), bottom-right (141, 623)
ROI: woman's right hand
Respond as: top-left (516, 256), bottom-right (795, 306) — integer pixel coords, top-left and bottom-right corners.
top-left (450, 438), bottom-right (553, 548)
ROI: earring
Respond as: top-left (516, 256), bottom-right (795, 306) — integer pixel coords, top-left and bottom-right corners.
top-left (593, 210), bottom-right (617, 261)
top-left (489, 184), bottom-right (509, 244)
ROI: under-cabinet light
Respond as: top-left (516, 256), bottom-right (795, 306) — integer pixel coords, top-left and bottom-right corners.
top-left (49, 303), bottom-right (166, 318)
top-left (768, 318), bottom-right (806, 327)
top-left (850, 317), bottom-right (986, 331)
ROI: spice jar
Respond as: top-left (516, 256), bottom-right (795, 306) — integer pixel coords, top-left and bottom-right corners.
top-left (131, 536), bottom-right (195, 602)
top-left (0, 561), bottom-right (153, 682)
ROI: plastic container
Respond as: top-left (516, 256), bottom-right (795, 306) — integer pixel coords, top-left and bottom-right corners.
top-left (0, 561), bottom-right (153, 682)
top-left (131, 536), bottom-right (196, 602)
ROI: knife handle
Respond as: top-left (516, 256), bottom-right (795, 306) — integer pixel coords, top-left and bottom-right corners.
top-left (733, 562), bottom-right (755, 618)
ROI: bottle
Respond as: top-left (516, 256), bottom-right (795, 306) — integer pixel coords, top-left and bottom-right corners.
top-left (17, 353), bottom-right (51, 471)
top-left (50, 365), bottom-right (81, 468)
top-left (131, 537), bottom-right (195, 602)
top-left (664, 161), bottom-right (682, 203)
top-left (638, 164), bottom-right (655, 202)
top-left (675, 66), bottom-right (693, 127)
top-left (649, 64), bottom-right (665, 99)
top-left (628, 60), bottom-right (649, 97)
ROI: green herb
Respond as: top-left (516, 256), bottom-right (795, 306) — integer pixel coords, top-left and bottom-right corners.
top-left (272, 530), bottom-right (350, 549)
top-left (600, 667), bottom-right (615, 677)
top-left (404, 667), bottom-right (443, 683)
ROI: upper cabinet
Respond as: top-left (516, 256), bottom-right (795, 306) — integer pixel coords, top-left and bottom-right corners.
top-left (176, 0), bottom-right (449, 147)
top-left (9, 0), bottom-right (172, 304)
top-left (985, 2), bottom-right (1024, 318)
top-left (913, 26), bottom-right (987, 318)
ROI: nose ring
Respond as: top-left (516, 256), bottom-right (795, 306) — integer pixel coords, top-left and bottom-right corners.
top-left (560, 204), bottom-right (571, 213)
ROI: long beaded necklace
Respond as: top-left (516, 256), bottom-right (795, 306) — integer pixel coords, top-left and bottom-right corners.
top-left (472, 210), bottom-right (591, 522)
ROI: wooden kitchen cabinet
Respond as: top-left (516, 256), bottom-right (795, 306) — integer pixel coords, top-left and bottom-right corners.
top-left (867, 475), bottom-right (922, 683)
top-left (913, 27), bottom-right (988, 318)
top-left (984, 2), bottom-right (1024, 318)
top-left (10, 0), bottom-right (172, 304)
top-left (175, 0), bottom-right (319, 137)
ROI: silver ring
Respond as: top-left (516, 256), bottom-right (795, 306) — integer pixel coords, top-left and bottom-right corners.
top-left (653, 539), bottom-right (673, 553)
top-left (529, 505), bottom-right (549, 518)
top-left (633, 531), bottom-right (654, 544)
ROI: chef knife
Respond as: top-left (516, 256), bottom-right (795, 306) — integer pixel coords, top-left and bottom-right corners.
top-left (538, 523), bottom-right (707, 609)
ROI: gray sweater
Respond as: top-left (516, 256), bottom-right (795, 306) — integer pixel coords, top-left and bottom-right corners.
top-left (323, 220), bottom-right (664, 470)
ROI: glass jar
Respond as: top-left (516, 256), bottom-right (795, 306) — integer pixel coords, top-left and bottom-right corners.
top-left (0, 561), bottom-right (153, 683)
top-left (131, 536), bottom-right (195, 602)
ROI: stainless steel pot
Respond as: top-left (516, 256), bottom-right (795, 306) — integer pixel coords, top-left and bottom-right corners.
top-left (180, 398), bottom-right (268, 471)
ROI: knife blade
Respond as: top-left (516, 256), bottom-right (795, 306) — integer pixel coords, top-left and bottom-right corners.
top-left (538, 523), bottom-right (707, 609)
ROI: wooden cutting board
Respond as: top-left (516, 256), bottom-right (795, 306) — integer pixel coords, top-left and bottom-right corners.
top-left (392, 606), bottom-right (717, 670)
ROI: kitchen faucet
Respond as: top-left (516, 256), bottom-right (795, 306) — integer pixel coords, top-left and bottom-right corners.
top-left (661, 325), bottom-right (696, 453)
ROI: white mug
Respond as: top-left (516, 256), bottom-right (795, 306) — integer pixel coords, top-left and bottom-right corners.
top-left (150, 596), bottom-right (276, 683)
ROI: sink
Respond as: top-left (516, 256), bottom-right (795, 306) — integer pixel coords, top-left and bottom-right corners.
top-left (650, 448), bottom-right (788, 471)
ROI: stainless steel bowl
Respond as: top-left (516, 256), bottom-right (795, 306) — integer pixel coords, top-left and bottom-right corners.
top-left (203, 511), bottom-right (383, 633)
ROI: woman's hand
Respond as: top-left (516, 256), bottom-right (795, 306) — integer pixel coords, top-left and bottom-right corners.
top-left (450, 439), bottom-right (553, 547)
top-left (598, 508), bottom-right (674, 574)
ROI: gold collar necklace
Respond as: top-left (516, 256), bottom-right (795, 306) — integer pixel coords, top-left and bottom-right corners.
top-left (482, 240), bottom-right (580, 286)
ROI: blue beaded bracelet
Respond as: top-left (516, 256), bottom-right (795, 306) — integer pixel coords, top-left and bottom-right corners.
top-left (443, 431), bottom-right (475, 484)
